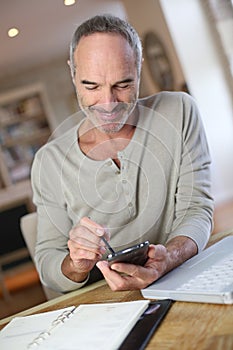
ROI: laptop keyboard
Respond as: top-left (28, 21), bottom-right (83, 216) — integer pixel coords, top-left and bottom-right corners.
top-left (176, 253), bottom-right (233, 292)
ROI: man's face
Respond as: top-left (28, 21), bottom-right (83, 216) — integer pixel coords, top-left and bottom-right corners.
top-left (72, 33), bottom-right (140, 134)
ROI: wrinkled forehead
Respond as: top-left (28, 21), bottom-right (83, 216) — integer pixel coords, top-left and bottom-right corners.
top-left (73, 33), bottom-right (137, 76)
top-left (75, 32), bottom-right (134, 57)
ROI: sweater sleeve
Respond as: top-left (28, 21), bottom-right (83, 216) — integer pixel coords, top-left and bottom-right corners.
top-left (31, 145), bottom-right (89, 293)
top-left (167, 93), bottom-right (214, 251)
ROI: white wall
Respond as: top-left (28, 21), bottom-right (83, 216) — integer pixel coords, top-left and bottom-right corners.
top-left (123, 0), bottom-right (186, 95)
top-left (160, 0), bottom-right (233, 205)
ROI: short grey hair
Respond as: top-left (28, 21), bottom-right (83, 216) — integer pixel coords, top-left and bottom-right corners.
top-left (69, 14), bottom-right (142, 78)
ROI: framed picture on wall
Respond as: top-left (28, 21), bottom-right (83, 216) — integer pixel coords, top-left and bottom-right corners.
top-left (143, 31), bottom-right (174, 91)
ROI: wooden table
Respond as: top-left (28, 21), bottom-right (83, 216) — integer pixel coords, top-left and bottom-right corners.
top-left (0, 231), bottom-right (232, 349)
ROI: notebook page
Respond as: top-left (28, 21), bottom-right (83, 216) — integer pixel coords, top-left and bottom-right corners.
top-left (0, 306), bottom-right (75, 350)
top-left (36, 300), bottom-right (150, 350)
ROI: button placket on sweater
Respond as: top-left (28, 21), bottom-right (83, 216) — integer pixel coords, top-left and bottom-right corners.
top-left (118, 153), bottom-right (135, 217)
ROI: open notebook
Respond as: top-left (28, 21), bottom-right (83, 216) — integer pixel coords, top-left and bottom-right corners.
top-left (0, 300), bottom-right (149, 350)
top-left (0, 299), bottom-right (173, 350)
top-left (0, 300), bottom-right (153, 350)
top-left (141, 236), bottom-right (233, 304)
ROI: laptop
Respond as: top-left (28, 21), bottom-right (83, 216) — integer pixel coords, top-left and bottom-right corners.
top-left (141, 236), bottom-right (233, 304)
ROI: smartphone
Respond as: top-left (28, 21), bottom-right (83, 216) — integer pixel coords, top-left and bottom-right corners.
top-left (107, 241), bottom-right (150, 266)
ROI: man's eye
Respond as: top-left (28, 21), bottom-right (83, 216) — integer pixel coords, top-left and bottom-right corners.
top-left (85, 85), bottom-right (98, 91)
top-left (116, 84), bottom-right (129, 89)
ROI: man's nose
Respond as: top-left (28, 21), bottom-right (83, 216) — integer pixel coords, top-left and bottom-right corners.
top-left (100, 87), bottom-right (117, 105)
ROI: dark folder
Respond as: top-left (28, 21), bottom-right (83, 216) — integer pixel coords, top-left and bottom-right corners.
top-left (119, 299), bottom-right (173, 350)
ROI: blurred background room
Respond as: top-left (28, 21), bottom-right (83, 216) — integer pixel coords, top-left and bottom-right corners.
top-left (0, 0), bottom-right (232, 318)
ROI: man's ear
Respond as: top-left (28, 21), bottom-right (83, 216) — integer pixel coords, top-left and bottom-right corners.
top-left (67, 59), bottom-right (76, 86)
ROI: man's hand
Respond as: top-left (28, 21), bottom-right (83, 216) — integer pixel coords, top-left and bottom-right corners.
top-left (96, 244), bottom-right (165, 290)
top-left (61, 217), bottom-right (109, 283)
top-left (96, 236), bottom-right (197, 291)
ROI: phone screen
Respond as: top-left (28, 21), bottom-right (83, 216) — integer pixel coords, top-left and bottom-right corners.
top-left (107, 241), bottom-right (149, 266)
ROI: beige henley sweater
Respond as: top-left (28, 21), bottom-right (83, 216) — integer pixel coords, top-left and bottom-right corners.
top-left (31, 92), bottom-right (214, 293)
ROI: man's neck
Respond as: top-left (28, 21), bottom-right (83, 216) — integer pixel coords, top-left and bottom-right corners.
top-left (78, 112), bottom-right (138, 161)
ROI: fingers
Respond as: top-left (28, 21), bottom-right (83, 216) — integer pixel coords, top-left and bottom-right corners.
top-left (81, 217), bottom-right (111, 243)
top-left (96, 261), bottom-right (143, 291)
top-left (68, 217), bottom-right (112, 268)
top-left (96, 244), bottom-right (169, 291)
top-left (70, 217), bottom-right (106, 252)
top-left (80, 216), bottom-right (105, 236)
top-left (147, 244), bottom-right (167, 261)
top-left (96, 261), bottom-right (128, 291)
top-left (96, 260), bottom-right (158, 291)
top-left (68, 239), bottom-right (102, 261)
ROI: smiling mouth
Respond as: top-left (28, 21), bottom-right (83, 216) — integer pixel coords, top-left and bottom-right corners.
top-left (91, 107), bottom-right (125, 123)
top-left (90, 103), bottom-right (128, 118)
top-left (98, 112), bottom-right (120, 121)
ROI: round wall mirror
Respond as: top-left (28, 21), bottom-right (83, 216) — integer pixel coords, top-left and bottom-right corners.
top-left (143, 32), bottom-right (174, 91)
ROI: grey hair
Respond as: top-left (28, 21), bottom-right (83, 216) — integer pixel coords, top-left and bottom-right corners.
top-left (69, 14), bottom-right (142, 78)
